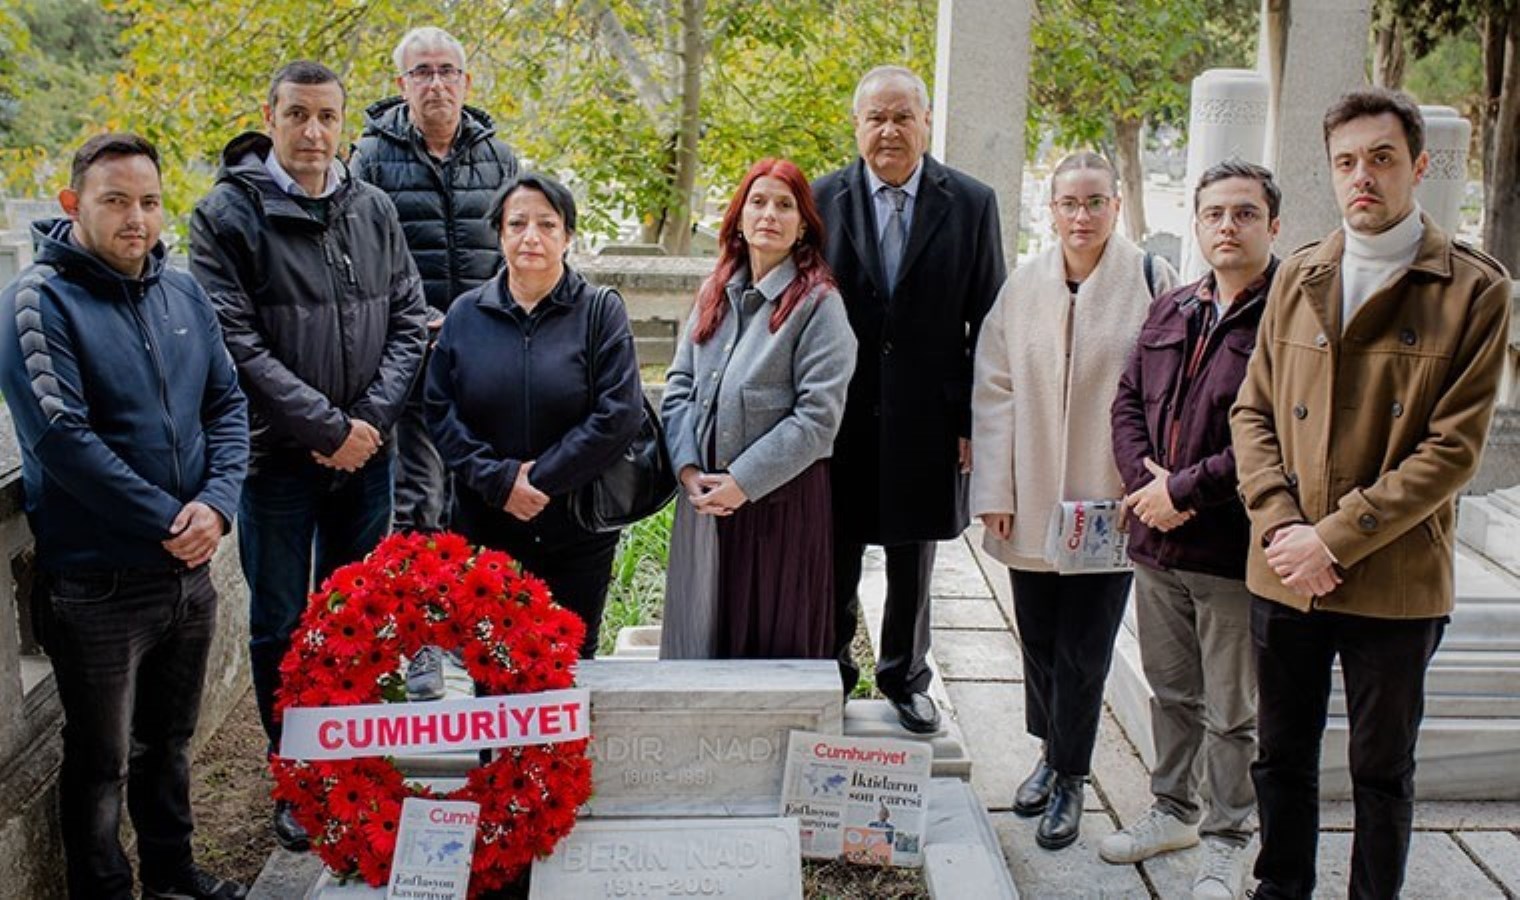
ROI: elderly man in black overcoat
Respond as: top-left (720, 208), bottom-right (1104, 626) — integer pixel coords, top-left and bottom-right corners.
top-left (814, 65), bottom-right (1006, 732)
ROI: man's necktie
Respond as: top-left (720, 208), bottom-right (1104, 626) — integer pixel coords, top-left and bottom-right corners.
top-left (880, 186), bottom-right (908, 292)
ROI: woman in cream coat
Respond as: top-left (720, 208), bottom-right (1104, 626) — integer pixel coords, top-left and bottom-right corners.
top-left (971, 152), bottom-right (1176, 851)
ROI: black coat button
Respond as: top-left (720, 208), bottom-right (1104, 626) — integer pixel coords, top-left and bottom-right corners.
top-left (1286, 472), bottom-right (1299, 488)
top-left (1400, 329), bottom-right (1417, 346)
top-left (1359, 513), bottom-right (1378, 530)
top-left (1391, 401), bottom-right (1404, 418)
top-left (1293, 403), bottom-right (1308, 419)
top-left (882, 340), bottom-right (893, 355)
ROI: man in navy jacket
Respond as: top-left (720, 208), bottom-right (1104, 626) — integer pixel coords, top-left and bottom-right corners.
top-left (0, 134), bottom-right (249, 900)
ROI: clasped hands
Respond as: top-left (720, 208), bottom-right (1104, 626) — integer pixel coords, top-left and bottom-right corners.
top-left (1265, 523), bottom-right (1341, 598)
top-left (313, 419), bottom-right (382, 472)
top-left (1121, 458), bottom-right (1194, 533)
top-left (162, 500), bottom-right (224, 568)
top-left (505, 461), bottom-right (551, 522)
top-left (680, 466), bottom-right (748, 516)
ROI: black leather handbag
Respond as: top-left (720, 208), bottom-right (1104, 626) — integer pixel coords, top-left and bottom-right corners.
top-left (566, 286), bottom-right (678, 533)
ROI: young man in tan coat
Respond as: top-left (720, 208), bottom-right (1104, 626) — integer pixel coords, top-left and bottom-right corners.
top-left (1230, 88), bottom-right (1511, 900)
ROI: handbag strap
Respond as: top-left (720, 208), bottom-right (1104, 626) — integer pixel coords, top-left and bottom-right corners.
top-left (584, 284), bottom-right (613, 400)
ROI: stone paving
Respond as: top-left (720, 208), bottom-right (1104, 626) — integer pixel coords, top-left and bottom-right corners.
top-left (891, 528), bottom-right (1520, 899)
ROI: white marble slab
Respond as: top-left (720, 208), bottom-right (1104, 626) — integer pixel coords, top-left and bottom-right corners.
top-left (529, 818), bottom-right (802, 900)
top-left (923, 779), bottom-right (1019, 899)
top-left (576, 660), bottom-right (842, 816)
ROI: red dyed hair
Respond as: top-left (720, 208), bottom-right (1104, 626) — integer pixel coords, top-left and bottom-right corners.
top-left (690, 158), bottom-right (835, 344)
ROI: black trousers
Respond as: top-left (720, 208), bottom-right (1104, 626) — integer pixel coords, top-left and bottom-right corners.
top-left (833, 540), bottom-right (936, 699)
top-left (40, 568), bottom-right (217, 900)
top-left (1010, 569), bottom-right (1131, 777)
top-left (456, 494), bottom-right (619, 659)
top-left (1250, 597), bottom-right (1444, 900)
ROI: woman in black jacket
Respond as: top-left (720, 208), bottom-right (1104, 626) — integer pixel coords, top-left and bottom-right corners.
top-left (425, 173), bottom-right (643, 656)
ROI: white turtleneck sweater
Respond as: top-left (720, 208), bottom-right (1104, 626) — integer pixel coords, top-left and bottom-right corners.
top-left (1341, 205), bottom-right (1424, 330)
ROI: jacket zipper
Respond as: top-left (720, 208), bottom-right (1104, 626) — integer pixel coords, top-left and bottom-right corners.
top-left (522, 327), bottom-right (534, 451)
top-left (321, 232), bottom-right (354, 406)
top-left (128, 282), bottom-right (182, 496)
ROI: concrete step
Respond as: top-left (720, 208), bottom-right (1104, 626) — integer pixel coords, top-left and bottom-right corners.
top-left (843, 700), bottom-right (971, 780)
top-left (1458, 489), bottom-right (1520, 580)
top-left (924, 779), bottom-right (1019, 900)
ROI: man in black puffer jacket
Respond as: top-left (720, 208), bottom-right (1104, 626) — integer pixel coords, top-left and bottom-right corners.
top-left (189, 60), bottom-right (427, 854)
top-left (351, 26), bottom-right (519, 532)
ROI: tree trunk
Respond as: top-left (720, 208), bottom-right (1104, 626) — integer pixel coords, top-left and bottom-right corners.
top-left (1481, 3), bottom-right (1519, 272)
top-left (660, 0), bottom-right (705, 256)
top-left (1113, 116), bottom-right (1149, 242)
top-left (1373, 21), bottom-right (1406, 88)
top-left (1480, 9), bottom-right (1507, 207)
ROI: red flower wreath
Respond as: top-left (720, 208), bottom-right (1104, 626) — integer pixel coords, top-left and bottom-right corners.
top-left (271, 532), bottom-right (593, 896)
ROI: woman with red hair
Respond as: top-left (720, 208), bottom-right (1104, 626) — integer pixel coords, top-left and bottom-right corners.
top-left (660, 158), bottom-right (858, 659)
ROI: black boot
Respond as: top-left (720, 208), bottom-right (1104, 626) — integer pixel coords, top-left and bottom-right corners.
top-left (1035, 775), bottom-right (1085, 850)
top-left (273, 800), bottom-right (310, 852)
top-left (1013, 756), bottom-right (1056, 817)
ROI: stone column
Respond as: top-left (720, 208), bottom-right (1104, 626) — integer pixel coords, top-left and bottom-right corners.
top-left (931, 0), bottom-right (1032, 270)
top-left (1260, 0), bottom-right (1372, 253)
top-left (1414, 105), bottom-right (1473, 235)
top-left (1179, 69), bottom-right (1273, 281)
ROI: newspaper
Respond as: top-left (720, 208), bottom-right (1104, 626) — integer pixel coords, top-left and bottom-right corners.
top-left (779, 731), bottom-right (932, 867)
top-left (1043, 500), bottom-right (1132, 573)
top-left (386, 798), bottom-right (480, 900)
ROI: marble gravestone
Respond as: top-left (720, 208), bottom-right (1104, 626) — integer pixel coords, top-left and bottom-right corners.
top-left (1179, 68), bottom-right (1271, 281)
top-left (529, 818), bottom-right (803, 900)
top-left (1414, 105), bottom-right (1473, 234)
top-left (577, 660), bottom-right (844, 817)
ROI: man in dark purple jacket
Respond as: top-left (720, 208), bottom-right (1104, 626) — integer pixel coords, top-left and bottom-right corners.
top-left (1106, 159), bottom-right (1281, 900)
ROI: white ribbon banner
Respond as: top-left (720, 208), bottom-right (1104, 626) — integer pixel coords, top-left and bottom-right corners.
top-left (279, 689), bottom-right (590, 761)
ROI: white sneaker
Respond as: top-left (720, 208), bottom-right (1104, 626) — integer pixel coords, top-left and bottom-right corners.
top-left (1192, 836), bottom-right (1245, 899)
top-left (1098, 807), bottom-right (1199, 864)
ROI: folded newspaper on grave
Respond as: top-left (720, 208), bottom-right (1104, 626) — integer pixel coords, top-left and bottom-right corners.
top-left (1043, 500), bottom-right (1133, 574)
top-left (779, 731), bottom-right (932, 867)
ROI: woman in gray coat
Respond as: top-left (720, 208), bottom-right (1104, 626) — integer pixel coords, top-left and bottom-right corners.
top-left (661, 158), bottom-right (857, 659)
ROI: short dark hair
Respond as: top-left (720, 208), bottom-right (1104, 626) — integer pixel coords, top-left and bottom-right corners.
top-left (267, 60), bottom-right (346, 112)
top-left (1322, 88), bottom-right (1425, 159)
top-left (1194, 158), bottom-right (1281, 219)
top-left (1051, 151), bottom-right (1118, 195)
top-left (489, 172), bottom-right (578, 235)
top-left (70, 133), bottom-right (161, 191)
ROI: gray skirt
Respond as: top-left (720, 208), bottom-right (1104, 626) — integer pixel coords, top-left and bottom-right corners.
top-left (661, 497), bottom-right (721, 658)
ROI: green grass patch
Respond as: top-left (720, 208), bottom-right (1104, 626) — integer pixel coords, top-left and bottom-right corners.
top-left (596, 501), bottom-right (674, 656)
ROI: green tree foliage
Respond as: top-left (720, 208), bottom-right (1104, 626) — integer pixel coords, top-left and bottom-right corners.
top-left (1030, 0), bottom-right (1256, 239)
top-left (3, 0), bottom-right (935, 242)
top-left (1, 0), bottom-right (126, 197)
top-left (1373, 0), bottom-right (1519, 270)
top-left (502, 0), bottom-right (935, 247)
top-left (0, 5), bottom-right (30, 134)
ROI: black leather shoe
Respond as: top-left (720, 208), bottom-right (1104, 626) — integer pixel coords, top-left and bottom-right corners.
top-left (273, 800), bottom-right (310, 852)
top-left (1013, 757), bottom-right (1056, 817)
top-left (1035, 775), bottom-right (1085, 850)
top-left (889, 691), bottom-right (942, 734)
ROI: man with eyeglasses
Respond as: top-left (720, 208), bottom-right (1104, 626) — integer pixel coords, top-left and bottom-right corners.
top-left (814, 65), bottom-right (1006, 735)
top-left (189, 60), bottom-right (427, 853)
top-left (1107, 159), bottom-right (1280, 899)
top-left (352, 27), bottom-right (519, 535)
top-left (1232, 88), bottom-right (1510, 900)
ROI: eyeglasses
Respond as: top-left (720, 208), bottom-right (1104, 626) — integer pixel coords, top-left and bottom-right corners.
top-left (404, 65), bottom-right (465, 85)
top-left (1052, 196), bottom-right (1112, 219)
top-left (1197, 206), bottom-right (1266, 229)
